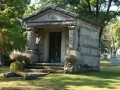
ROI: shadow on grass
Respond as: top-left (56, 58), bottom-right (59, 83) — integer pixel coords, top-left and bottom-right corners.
top-left (0, 66), bottom-right (120, 90)
top-left (36, 68), bottom-right (120, 90)
top-left (1, 87), bottom-right (24, 90)
top-left (23, 70), bottom-right (119, 90)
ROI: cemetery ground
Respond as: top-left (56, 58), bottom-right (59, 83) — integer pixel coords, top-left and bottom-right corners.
top-left (0, 60), bottom-right (120, 90)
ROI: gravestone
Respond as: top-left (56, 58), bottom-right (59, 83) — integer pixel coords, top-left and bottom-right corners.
top-left (102, 54), bottom-right (108, 60)
top-left (110, 56), bottom-right (120, 66)
top-left (110, 51), bottom-right (120, 68)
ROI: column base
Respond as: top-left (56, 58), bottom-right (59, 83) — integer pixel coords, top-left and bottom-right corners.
top-left (25, 50), bottom-right (38, 64)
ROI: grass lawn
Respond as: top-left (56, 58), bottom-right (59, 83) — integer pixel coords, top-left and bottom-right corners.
top-left (0, 60), bottom-right (120, 90)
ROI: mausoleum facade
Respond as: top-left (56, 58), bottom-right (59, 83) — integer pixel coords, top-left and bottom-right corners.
top-left (23, 4), bottom-right (102, 72)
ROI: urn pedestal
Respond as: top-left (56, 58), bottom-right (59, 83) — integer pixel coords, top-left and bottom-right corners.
top-left (25, 50), bottom-right (38, 64)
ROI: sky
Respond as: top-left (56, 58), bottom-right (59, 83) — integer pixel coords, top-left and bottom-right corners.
top-left (30, 0), bottom-right (39, 5)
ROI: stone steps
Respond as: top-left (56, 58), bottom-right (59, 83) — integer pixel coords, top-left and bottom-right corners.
top-left (32, 63), bottom-right (64, 66)
top-left (24, 69), bottom-right (64, 73)
top-left (26, 65), bottom-right (64, 70)
top-left (25, 63), bottom-right (65, 73)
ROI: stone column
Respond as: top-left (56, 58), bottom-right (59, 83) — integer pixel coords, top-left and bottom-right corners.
top-left (27, 30), bottom-right (36, 50)
top-left (69, 29), bottom-right (78, 50)
top-left (25, 27), bottom-right (38, 64)
top-left (67, 26), bottom-right (81, 60)
top-left (67, 26), bottom-right (80, 56)
top-left (64, 26), bottom-right (82, 74)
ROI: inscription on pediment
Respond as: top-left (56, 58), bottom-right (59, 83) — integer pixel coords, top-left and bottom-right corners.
top-left (47, 13), bottom-right (54, 19)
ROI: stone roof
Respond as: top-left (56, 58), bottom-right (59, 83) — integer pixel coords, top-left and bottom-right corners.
top-left (23, 4), bottom-right (102, 27)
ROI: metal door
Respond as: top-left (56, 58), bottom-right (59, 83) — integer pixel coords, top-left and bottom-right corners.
top-left (49, 32), bottom-right (61, 63)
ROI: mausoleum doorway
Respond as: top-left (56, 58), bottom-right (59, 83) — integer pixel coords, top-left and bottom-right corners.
top-left (43, 27), bottom-right (66, 63)
top-left (49, 32), bottom-right (61, 63)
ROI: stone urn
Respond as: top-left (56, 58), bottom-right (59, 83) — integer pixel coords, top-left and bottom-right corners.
top-left (66, 55), bottom-right (78, 64)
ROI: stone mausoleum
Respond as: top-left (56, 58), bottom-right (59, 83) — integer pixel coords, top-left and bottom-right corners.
top-left (23, 4), bottom-right (102, 72)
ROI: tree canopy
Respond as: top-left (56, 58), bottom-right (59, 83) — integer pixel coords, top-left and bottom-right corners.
top-left (100, 19), bottom-right (120, 53)
top-left (1, 0), bottom-right (120, 54)
top-left (0, 0), bottom-right (30, 54)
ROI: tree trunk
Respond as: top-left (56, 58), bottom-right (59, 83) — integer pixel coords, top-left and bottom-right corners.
top-left (96, 0), bottom-right (99, 18)
top-left (106, 0), bottom-right (113, 19)
top-left (85, 0), bottom-right (91, 11)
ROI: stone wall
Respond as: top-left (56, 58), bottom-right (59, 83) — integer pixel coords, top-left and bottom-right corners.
top-left (77, 20), bottom-right (100, 69)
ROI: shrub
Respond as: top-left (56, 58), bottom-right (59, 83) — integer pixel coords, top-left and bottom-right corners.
top-left (0, 53), bottom-right (13, 66)
top-left (66, 49), bottom-right (78, 64)
top-left (9, 51), bottom-right (30, 64)
top-left (10, 61), bottom-right (24, 73)
top-left (9, 51), bottom-right (22, 61)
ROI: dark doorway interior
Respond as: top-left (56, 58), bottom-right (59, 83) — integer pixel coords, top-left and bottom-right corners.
top-left (49, 32), bottom-right (61, 63)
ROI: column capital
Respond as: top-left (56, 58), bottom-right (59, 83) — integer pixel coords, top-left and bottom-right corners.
top-left (26, 27), bottom-right (38, 31)
top-left (68, 26), bottom-right (80, 30)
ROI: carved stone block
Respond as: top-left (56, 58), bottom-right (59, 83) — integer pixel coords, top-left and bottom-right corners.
top-left (91, 49), bottom-right (99, 56)
top-left (81, 28), bottom-right (91, 36)
top-left (3, 72), bottom-right (16, 78)
top-left (24, 73), bottom-right (38, 80)
top-left (64, 64), bottom-right (81, 74)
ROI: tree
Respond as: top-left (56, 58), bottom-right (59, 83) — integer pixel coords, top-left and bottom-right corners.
top-left (101, 19), bottom-right (120, 54)
top-left (0, 0), bottom-right (30, 54)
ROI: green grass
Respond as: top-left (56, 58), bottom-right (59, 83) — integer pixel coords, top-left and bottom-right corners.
top-left (0, 60), bottom-right (120, 90)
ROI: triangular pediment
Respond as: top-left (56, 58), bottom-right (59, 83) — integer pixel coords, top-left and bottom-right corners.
top-left (23, 4), bottom-right (102, 28)
top-left (26, 9), bottom-right (76, 22)
top-left (23, 4), bottom-right (79, 22)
